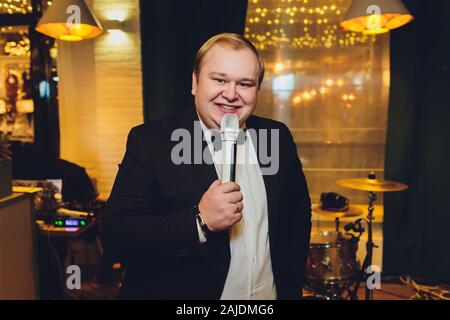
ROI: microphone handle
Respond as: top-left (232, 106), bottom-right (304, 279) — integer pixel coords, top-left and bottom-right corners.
top-left (230, 142), bottom-right (237, 182)
top-left (221, 139), bottom-right (237, 183)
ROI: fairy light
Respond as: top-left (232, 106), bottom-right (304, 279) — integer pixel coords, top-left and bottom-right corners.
top-left (302, 92), bottom-right (312, 100)
top-left (0, 0), bottom-right (32, 14)
top-left (292, 95), bottom-right (302, 105)
top-left (3, 31), bottom-right (31, 57)
top-left (245, 0), bottom-right (376, 51)
top-left (274, 63), bottom-right (284, 73)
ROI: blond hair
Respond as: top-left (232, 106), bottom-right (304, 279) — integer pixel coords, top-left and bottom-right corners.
top-left (193, 33), bottom-right (265, 89)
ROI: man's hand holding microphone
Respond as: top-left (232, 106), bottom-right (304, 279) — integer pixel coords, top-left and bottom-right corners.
top-left (197, 114), bottom-right (242, 234)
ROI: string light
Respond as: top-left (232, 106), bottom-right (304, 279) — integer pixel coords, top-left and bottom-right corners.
top-left (245, 0), bottom-right (376, 51)
top-left (2, 28), bottom-right (31, 57)
top-left (0, 0), bottom-right (32, 14)
top-left (292, 95), bottom-right (302, 105)
top-left (342, 93), bottom-right (356, 101)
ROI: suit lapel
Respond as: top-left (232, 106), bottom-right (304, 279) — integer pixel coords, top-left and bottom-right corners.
top-left (186, 110), bottom-right (219, 196)
top-left (192, 138), bottom-right (219, 194)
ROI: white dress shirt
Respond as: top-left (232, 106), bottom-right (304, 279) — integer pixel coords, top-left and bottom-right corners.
top-left (199, 120), bottom-right (277, 300)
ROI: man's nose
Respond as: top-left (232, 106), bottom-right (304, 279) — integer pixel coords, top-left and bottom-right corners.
top-left (222, 83), bottom-right (238, 101)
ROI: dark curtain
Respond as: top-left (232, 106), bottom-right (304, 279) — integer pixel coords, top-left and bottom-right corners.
top-left (30, 28), bottom-right (60, 159)
top-left (383, 0), bottom-right (450, 281)
top-left (31, 0), bottom-right (60, 159)
top-left (139, 0), bottom-right (249, 122)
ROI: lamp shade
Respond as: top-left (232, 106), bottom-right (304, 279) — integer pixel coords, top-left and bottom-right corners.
top-left (36, 0), bottom-right (103, 41)
top-left (340, 0), bottom-right (413, 34)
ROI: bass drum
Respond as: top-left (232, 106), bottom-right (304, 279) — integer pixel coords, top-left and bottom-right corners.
top-left (306, 231), bottom-right (360, 282)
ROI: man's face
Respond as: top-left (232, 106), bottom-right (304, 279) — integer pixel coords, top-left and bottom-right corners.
top-left (192, 44), bottom-right (259, 129)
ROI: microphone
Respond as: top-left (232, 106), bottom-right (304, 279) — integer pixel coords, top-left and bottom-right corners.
top-left (220, 114), bottom-right (239, 183)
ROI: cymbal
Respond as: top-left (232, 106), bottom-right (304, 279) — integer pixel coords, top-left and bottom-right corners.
top-left (336, 178), bottom-right (409, 192)
top-left (312, 205), bottom-right (364, 218)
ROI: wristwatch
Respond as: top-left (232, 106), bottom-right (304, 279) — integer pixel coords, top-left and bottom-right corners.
top-left (194, 205), bottom-right (210, 237)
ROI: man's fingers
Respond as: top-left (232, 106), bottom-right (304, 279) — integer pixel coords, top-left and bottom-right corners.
top-left (209, 180), bottom-right (221, 189)
top-left (217, 182), bottom-right (240, 193)
top-left (224, 202), bottom-right (244, 214)
top-left (223, 191), bottom-right (243, 204)
top-left (231, 212), bottom-right (243, 224)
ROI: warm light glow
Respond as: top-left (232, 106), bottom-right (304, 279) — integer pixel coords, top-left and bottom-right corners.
top-left (35, 0), bottom-right (104, 41)
top-left (341, 13), bottom-right (413, 34)
top-left (106, 29), bottom-right (127, 45)
top-left (292, 96), bottom-right (302, 105)
top-left (302, 92), bottom-right (312, 100)
top-left (105, 10), bottom-right (127, 22)
top-left (0, 0), bottom-right (32, 14)
top-left (36, 23), bottom-right (103, 41)
top-left (16, 100), bottom-right (34, 113)
top-left (325, 79), bottom-right (334, 87)
top-left (386, 14), bottom-right (414, 29)
top-left (59, 34), bottom-right (83, 41)
top-left (245, 0), bottom-right (379, 50)
top-left (0, 100), bottom-right (6, 115)
top-left (274, 63), bottom-right (284, 73)
top-left (342, 93), bottom-right (356, 101)
top-left (49, 47), bottom-right (58, 59)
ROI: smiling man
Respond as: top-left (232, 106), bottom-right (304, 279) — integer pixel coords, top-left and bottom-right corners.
top-left (101, 33), bottom-right (311, 300)
top-left (191, 36), bottom-right (263, 129)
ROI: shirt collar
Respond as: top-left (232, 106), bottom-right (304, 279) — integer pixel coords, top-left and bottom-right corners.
top-left (198, 118), bottom-right (216, 144)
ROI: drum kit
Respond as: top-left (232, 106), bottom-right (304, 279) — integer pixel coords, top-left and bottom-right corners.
top-left (305, 172), bottom-right (409, 300)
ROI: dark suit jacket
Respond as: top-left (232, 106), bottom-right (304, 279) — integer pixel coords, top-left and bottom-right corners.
top-left (101, 108), bottom-right (311, 300)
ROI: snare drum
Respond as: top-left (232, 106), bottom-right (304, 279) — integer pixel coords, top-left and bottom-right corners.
top-left (306, 231), bottom-right (359, 282)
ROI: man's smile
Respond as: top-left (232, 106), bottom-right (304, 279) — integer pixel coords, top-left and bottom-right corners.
top-left (215, 103), bottom-right (243, 113)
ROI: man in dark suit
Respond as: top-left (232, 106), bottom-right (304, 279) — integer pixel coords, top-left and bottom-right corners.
top-left (101, 33), bottom-right (311, 300)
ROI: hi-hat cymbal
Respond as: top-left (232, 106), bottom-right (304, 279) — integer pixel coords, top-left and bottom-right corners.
top-left (312, 204), bottom-right (364, 218)
top-left (336, 178), bottom-right (409, 192)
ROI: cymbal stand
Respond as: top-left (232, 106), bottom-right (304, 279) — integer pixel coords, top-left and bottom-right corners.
top-left (349, 191), bottom-right (378, 300)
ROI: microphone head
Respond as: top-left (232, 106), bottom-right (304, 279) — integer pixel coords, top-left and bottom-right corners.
top-left (220, 114), bottom-right (239, 131)
top-left (220, 114), bottom-right (239, 141)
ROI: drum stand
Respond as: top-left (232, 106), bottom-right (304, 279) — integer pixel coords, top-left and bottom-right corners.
top-left (337, 171), bottom-right (408, 300)
top-left (350, 191), bottom-right (378, 300)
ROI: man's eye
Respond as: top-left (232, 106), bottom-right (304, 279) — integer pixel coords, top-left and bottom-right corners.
top-left (215, 79), bottom-right (226, 84)
top-left (239, 83), bottom-right (251, 88)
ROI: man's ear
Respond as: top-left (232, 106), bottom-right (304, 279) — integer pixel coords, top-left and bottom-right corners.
top-left (191, 71), bottom-right (197, 96)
